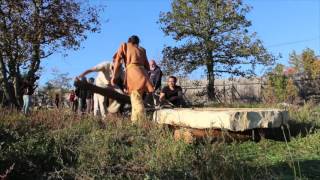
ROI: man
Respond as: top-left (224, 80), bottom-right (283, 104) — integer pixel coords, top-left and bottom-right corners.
top-left (86, 77), bottom-right (94, 114)
top-left (21, 79), bottom-right (36, 115)
top-left (160, 76), bottom-right (184, 107)
top-left (111, 35), bottom-right (154, 123)
top-left (148, 60), bottom-right (162, 91)
top-left (22, 83), bottom-right (33, 115)
top-left (69, 90), bottom-right (77, 112)
top-left (78, 77), bottom-right (87, 114)
top-left (145, 60), bottom-right (162, 106)
top-left (78, 61), bottom-right (123, 118)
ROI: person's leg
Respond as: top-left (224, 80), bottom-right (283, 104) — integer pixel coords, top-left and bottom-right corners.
top-left (82, 98), bottom-right (87, 112)
top-left (98, 94), bottom-right (106, 118)
top-left (75, 101), bottom-right (78, 112)
top-left (130, 90), bottom-right (146, 123)
top-left (78, 98), bottom-right (83, 114)
top-left (82, 98), bottom-right (86, 112)
top-left (91, 98), bottom-right (94, 113)
top-left (72, 101), bottom-right (77, 112)
top-left (86, 99), bottom-right (92, 114)
top-left (23, 95), bottom-right (27, 114)
top-left (25, 95), bottom-right (30, 114)
top-left (93, 94), bottom-right (99, 116)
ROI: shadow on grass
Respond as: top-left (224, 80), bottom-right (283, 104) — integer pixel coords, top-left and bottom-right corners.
top-left (173, 121), bottom-right (319, 143)
top-left (267, 159), bottom-right (320, 179)
top-left (259, 120), bottom-right (319, 142)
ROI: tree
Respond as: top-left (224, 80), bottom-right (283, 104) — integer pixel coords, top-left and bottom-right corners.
top-left (289, 48), bottom-right (320, 79)
top-left (289, 48), bottom-right (320, 100)
top-left (0, 0), bottom-right (101, 107)
top-left (263, 64), bottom-right (298, 104)
top-left (159, 0), bottom-right (275, 99)
top-left (48, 68), bottom-right (73, 91)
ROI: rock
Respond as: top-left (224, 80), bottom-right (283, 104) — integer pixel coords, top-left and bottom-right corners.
top-left (153, 108), bottom-right (288, 131)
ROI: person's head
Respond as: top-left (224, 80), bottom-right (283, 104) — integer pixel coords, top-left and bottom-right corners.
top-left (81, 77), bottom-right (87, 82)
top-left (71, 90), bottom-right (74, 93)
top-left (128, 35), bottom-right (140, 45)
top-left (89, 77), bottom-right (94, 83)
top-left (167, 76), bottom-right (177, 88)
top-left (149, 60), bottom-right (157, 70)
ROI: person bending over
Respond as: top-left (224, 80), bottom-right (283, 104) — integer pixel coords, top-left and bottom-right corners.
top-left (78, 61), bottom-right (124, 117)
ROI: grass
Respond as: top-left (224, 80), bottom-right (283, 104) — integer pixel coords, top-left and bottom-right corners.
top-left (0, 104), bottom-right (320, 179)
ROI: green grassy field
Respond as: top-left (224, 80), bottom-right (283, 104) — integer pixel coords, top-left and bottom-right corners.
top-left (0, 104), bottom-right (319, 179)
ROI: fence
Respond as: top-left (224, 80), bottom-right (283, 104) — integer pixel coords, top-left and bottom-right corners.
top-left (178, 77), bottom-right (268, 104)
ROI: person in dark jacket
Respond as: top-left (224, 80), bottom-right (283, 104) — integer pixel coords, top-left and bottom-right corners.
top-left (55, 93), bottom-right (60, 108)
top-left (78, 77), bottom-right (87, 113)
top-left (86, 77), bottom-right (94, 114)
top-left (148, 60), bottom-right (162, 91)
top-left (146, 60), bottom-right (162, 106)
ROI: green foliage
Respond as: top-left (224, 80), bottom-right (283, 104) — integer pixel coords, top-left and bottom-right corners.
top-left (159, 0), bottom-right (275, 98)
top-left (263, 64), bottom-right (298, 103)
top-left (289, 48), bottom-right (320, 79)
top-left (0, 107), bottom-right (319, 179)
top-left (48, 68), bottom-right (73, 91)
top-left (0, 0), bottom-right (101, 106)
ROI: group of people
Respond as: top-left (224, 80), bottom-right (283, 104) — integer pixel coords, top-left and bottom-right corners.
top-left (75, 35), bottom-right (185, 122)
top-left (68, 77), bottom-right (95, 114)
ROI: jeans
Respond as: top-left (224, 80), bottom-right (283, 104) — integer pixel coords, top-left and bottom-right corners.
top-left (23, 95), bottom-right (31, 114)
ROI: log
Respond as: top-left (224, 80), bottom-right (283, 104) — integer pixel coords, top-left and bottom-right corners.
top-left (74, 80), bottom-right (131, 104)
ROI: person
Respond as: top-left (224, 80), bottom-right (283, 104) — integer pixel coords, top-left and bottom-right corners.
top-left (111, 35), bottom-right (154, 123)
top-left (78, 77), bottom-right (87, 114)
top-left (69, 90), bottom-right (77, 111)
top-left (146, 60), bottom-right (162, 106)
top-left (55, 93), bottom-right (60, 108)
top-left (74, 87), bottom-right (80, 112)
top-left (86, 77), bottom-right (94, 114)
top-left (77, 61), bottom-right (123, 118)
top-left (160, 76), bottom-right (185, 107)
top-left (148, 60), bottom-right (162, 91)
top-left (22, 84), bottom-right (33, 115)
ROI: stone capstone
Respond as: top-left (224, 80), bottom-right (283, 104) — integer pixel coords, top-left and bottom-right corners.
top-left (153, 108), bottom-right (288, 131)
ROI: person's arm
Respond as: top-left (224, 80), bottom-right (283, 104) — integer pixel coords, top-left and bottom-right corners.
top-left (111, 43), bottom-right (126, 86)
top-left (159, 92), bottom-right (166, 102)
top-left (143, 49), bottom-right (150, 71)
top-left (78, 68), bottom-right (95, 79)
top-left (111, 60), bottom-right (121, 86)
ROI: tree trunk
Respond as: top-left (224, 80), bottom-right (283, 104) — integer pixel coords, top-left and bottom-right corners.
top-left (26, 43), bottom-right (41, 94)
top-left (206, 50), bottom-right (215, 100)
top-left (0, 55), bottom-right (18, 107)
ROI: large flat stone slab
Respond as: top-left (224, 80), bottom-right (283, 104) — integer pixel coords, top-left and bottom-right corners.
top-left (153, 108), bottom-right (288, 131)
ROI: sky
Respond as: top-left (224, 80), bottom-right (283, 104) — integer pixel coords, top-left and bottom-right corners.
top-left (41, 0), bottom-right (320, 85)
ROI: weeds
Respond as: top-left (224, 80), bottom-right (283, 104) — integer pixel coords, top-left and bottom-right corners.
top-left (0, 105), bottom-right (319, 179)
